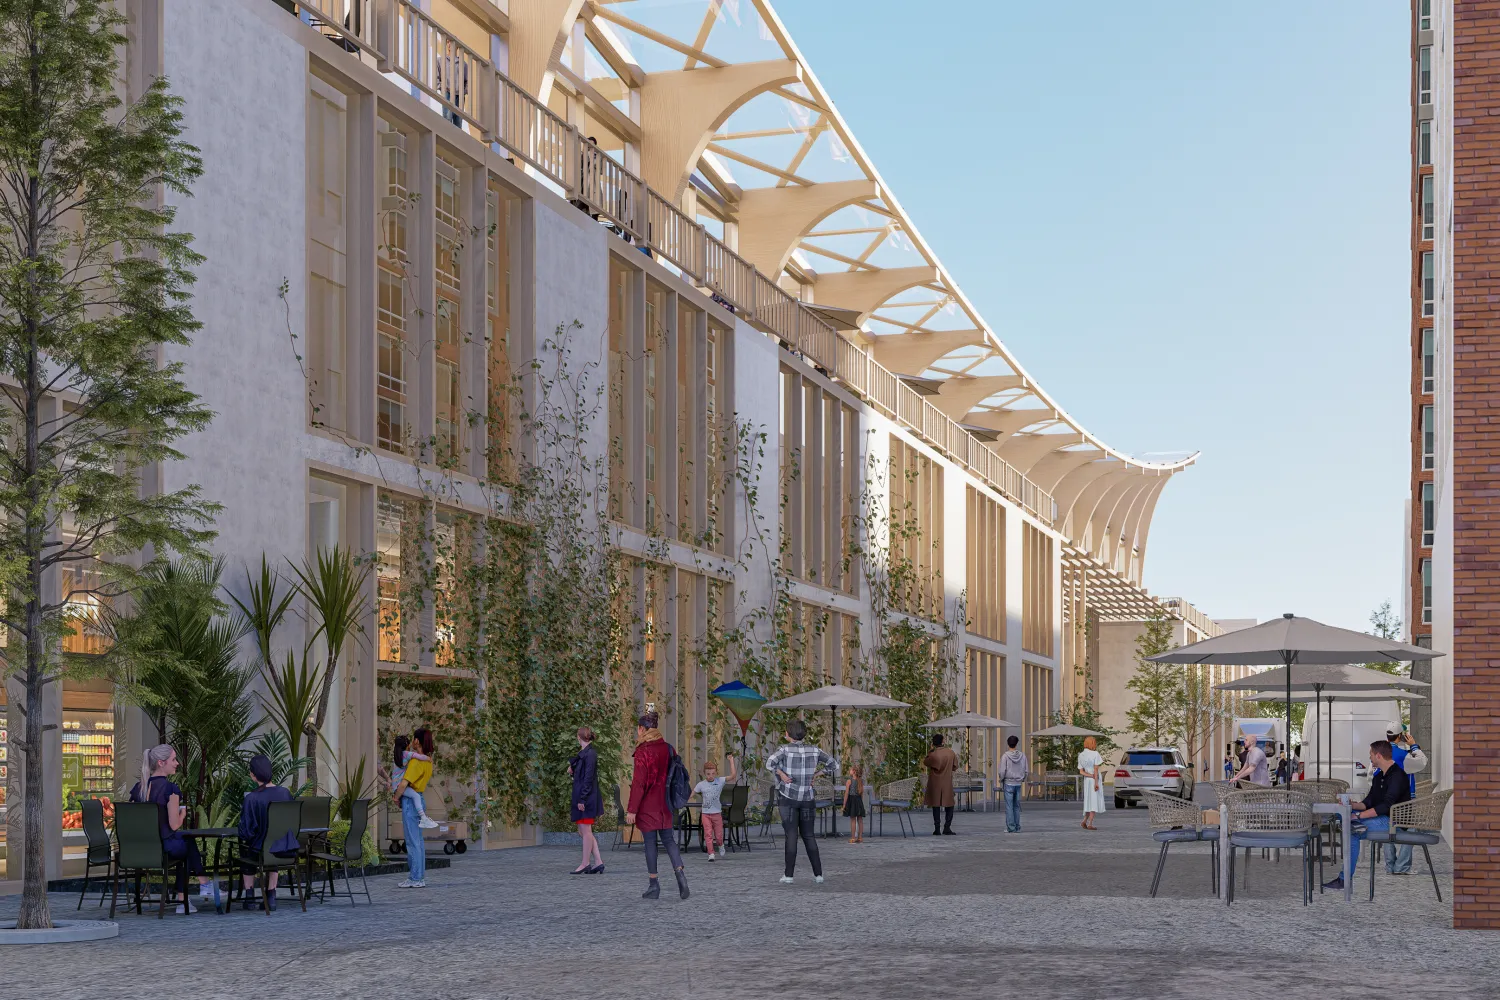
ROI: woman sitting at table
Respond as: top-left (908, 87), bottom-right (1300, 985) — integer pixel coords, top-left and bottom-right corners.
top-left (237, 753), bottom-right (298, 911)
top-left (129, 744), bottom-right (216, 913)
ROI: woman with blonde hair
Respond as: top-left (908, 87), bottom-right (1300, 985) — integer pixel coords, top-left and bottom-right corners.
top-left (1077, 736), bottom-right (1105, 831)
top-left (129, 744), bottom-right (216, 912)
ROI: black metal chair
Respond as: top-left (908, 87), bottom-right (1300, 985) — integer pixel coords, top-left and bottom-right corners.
top-left (77, 798), bottom-right (114, 910)
top-left (723, 784), bottom-right (751, 853)
top-left (297, 795), bottom-right (333, 898)
top-left (110, 802), bottom-right (185, 919)
top-left (309, 799), bottom-right (373, 905)
top-left (610, 785), bottom-right (637, 851)
top-left (236, 800), bottom-right (307, 915)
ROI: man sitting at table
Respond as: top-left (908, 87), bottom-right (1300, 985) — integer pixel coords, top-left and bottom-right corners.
top-left (1322, 739), bottom-right (1411, 892)
top-left (237, 753), bottom-right (299, 910)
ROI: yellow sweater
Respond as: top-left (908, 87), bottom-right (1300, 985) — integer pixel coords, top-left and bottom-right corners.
top-left (403, 757), bottom-right (434, 793)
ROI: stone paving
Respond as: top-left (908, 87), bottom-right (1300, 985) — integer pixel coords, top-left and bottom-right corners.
top-left (3, 797), bottom-right (1496, 1000)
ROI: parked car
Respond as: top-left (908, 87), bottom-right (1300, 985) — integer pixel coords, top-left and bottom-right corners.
top-left (1113, 747), bottom-right (1194, 808)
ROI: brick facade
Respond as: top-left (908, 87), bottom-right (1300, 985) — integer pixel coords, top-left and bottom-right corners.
top-left (1450, 0), bottom-right (1500, 931)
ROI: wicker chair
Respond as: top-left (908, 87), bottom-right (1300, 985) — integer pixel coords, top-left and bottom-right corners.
top-left (1360, 788), bottom-right (1453, 902)
top-left (873, 778), bottom-right (918, 838)
top-left (1299, 779), bottom-right (1350, 874)
top-left (1142, 791), bottom-right (1213, 898)
top-left (953, 770), bottom-right (985, 811)
top-left (1224, 789), bottom-right (1315, 905)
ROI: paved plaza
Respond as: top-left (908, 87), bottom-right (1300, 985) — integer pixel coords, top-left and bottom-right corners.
top-left (4, 797), bottom-right (1496, 1000)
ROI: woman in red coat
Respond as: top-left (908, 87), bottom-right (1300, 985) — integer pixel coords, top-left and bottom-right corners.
top-left (624, 709), bottom-right (689, 900)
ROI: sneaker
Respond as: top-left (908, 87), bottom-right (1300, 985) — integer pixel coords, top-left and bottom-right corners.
top-left (409, 880), bottom-right (426, 888)
top-left (1322, 876), bottom-right (1346, 891)
top-left (779, 876), bottom-right (795, 884)
top-left (814, 875), bottom-right (825, 884)
top-left (397, 878), bottom-right (419, 888)
top-left (707, 853), bottom-right (716, 862)
top-left (175, 900), bottom-right (198, 914)
top-left (418, 816), bottom-right (439, 830)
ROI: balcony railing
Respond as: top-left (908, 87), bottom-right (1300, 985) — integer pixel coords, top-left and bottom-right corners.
top-left (289, 0), bottom-right (1057, 526)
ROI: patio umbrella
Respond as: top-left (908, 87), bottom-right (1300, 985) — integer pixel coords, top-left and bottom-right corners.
top-left (711, 680), bottom-right (767, 766)
top-left (1150, 613), bottom-right (1440, 784)
top-left (762, 684), bottom-right (910, 836)
top-left (924, 712), bottom-right (1017, 809)
top-left (1244, 686), bottom-right (1426, 781)
top-left (1028, 723), bottom-right (1102, 737)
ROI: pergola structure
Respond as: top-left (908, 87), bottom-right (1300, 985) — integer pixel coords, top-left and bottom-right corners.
top-left (523, 0), bottom-right (1197, 586)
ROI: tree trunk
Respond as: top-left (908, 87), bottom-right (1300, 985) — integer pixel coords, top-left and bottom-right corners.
top-left (18, 610), bottom-right (50, 929)
top-left (307, 639), bottom-right (342, 796)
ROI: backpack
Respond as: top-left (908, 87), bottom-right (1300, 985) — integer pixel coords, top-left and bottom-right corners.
top-left (665, 745), bottom-right (692, 813)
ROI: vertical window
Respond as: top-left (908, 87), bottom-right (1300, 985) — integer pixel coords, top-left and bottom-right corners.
top-left (706, 321), bottom-right (727, 549)
top-left (1423, 404), bottom-right (1434, 470)
top-left (486, 184), bottom-right (514, 481)
top-left (434, 154), bottom-right (463, 465)
top-left (1422, 481), bottom-right (1434, 548)
top-left (1419, 46), bottom-right (1432, 105)
top-left (1418, 120), bottom-right (1431, 167)
top-left (677, 301), bottom-right (700, 544)
top-left (1422, 251), bottom-right (1434, 317)
top-left (1419, 0), bottom-right (1431, 31)
top-left (377, 119), bottom-right (409, 454)
top-left (643, 284), bottom-right (668, 532)
top-left (1422, 328), bottom-right (1434, 394)
top-left (1421, 174), bottom-right (1434, 241)
top-left (307, 79), bottom-right (347, 433)
top-left (607, 257), bottom-right (633, 523)
top-left (376, 497), bottom-right (405, 662)
top-left (1421, 558), bottom-right (1432, 624)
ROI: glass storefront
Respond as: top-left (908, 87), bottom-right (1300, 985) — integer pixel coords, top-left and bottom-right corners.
top-left (61, 681), bottom-right (115, 873)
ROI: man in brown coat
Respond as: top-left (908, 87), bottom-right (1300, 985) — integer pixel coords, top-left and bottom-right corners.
top-left (923, 734), bottom-right (959, 836)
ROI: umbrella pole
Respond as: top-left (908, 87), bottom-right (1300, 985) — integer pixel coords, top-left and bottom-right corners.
top-left (1284, 650), bottom-right (1293, 781)
top-left (829, 706), bottom-right (839, 838)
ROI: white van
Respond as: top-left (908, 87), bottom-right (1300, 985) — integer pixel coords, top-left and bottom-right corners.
top-left (1299, 700), bottom-right (1401, 798)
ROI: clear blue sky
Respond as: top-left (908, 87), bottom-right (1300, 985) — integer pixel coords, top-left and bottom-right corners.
top-left (777, 1), bottom-right (1410, 632)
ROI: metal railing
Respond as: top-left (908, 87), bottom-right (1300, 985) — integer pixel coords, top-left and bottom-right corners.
top-left (296, 0), bottom-right (1058, 526)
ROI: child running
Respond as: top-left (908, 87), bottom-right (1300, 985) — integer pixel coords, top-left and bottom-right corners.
top-left (692, 752), bottom-right (737, 860)
top-left (391, 731), bottom-right (439, 830)
top-left (843, 763), bottom-right (866, 843)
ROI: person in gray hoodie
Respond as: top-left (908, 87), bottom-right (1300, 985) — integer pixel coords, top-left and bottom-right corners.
top-left (997, 735), bottom-right (1029, 833)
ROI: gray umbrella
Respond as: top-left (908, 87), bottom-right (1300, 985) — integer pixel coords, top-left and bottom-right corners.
top-left (1243, 686), bottom-right (1425, 781)
top-left (1152, 613), bottom-right (1441, 775)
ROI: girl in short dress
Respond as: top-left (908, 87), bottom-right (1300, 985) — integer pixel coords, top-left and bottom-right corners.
top-left (842, 763), bottom-right (866, 843)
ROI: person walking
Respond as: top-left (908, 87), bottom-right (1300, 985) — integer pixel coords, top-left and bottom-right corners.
top-left (1385, 727), bottom-right (1427, 875)
top-left (923, 734), bottom-right (959, 836)
top-left (1230, 733), bottom-right (1270, 787)
top-left (624, 710), bottom-right (689, 900)
top-left (1077, 736), bottom-right (1104, 831)
top-left (997, 735), bottom-right (1029, 833)
top-left (568, 726), bottom-right (604, 875)
top-left (693, 753), bottom-right (737, 861)
top-left (765, 718), bottom-right (837, 884)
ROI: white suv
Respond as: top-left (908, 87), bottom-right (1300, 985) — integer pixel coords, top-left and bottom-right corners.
top-left (1113, 747), bottom-right (1194, 809)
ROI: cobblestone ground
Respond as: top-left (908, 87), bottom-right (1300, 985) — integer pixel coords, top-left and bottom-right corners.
top-left (4, 798), bottom-right (1496, 1000)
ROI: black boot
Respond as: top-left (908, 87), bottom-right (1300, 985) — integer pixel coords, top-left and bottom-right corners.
top-left (642, 877), bottom-right (660, 899)
top-left (674, 866), bottom-right (690, 900)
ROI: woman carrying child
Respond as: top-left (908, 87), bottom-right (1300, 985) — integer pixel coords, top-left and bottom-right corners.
top-left (391, 728), bottom-right (439, 888)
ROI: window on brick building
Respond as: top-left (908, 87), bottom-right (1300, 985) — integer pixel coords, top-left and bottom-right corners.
top-left (1421, 558), bottom-right (1432, 624)
top-left (1422, 252), bottom-right (1434, 317)
top-left (1418, 46), bottom-right (1432, 105)
top-left (1419, 0), bottom-right (1431, 32)
top-left (1421, 174), bottom-right (1434, 242)
top-left (1422, 482), bottom-right (1434, 548)
top-left (1418, 121), bottom-right (1431, 167)
top-left (1422, 405), bottom-right (1434, 471)
top-left (1422, 328), bottom-right (1434, 394)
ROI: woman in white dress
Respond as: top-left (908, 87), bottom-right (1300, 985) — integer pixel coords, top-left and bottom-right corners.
top-left (1077, 736), bottom-right (1104, 830)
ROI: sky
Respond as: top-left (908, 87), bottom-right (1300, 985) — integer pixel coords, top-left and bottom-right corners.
top-left (775, 1), bottom-right (1411, 632)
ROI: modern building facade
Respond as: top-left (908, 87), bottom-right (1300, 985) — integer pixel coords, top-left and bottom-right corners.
top-left (1, 0), bottom-right (1211, 887)
top-left (1410, 0), bottom-right (1500, 930)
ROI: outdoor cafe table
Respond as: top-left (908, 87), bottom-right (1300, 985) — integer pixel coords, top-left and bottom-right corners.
top-left (1215, 799), bottom-right (1352, 903)
top-left (179, 828), bottom-right (238, 915)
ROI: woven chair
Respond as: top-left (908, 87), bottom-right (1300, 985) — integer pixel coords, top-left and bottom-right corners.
top-left (1360, 787), bottom-right (1453, 902)
top-left (1142, 791), bottom-right (1213, 897)
top-left (873, 778), bottom-right (918, 838)
top-left (812, 781), bottom-right (837, 835)
top-left (1299, 780), bottom-right (1349, 874)
top-left (1224, 789), bottom-right (1314, 905)
top-left (953, 770), bottom-right (985, 811)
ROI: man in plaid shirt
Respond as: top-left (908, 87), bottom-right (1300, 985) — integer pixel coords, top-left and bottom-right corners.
top-left (765, 718), bottom-right (838, 884)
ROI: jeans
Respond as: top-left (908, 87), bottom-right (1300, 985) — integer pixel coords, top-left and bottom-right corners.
top-left (1346, 816), bottom-right (1390, 880)
top-left (1003, 784), bottom-right (1023, 832)
top-left (780, 803), bottom-right (822, 877)
top-left (1386, 841), bottom-right (1414, 874)
top-left (932, 806), bottom-right (954, 832)
top-left (401, 794), bottom-right (426, 882)
top-left (642, 828), bottom-right (683, 876)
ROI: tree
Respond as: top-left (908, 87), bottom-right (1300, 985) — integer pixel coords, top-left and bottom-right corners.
top-left (0, 0), bottom-right (213, 929)
top-left (1032, 696), bottom-right (1121, 775)
top-left (1179, 663), bottom-right (1229, 772)
top-left (1124, 614), bottom-right (1181, 747)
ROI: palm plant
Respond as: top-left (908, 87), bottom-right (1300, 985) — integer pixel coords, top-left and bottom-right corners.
top-left (172, 616), bottom-right (256, 824)
top-left (258, 648), bottom-right (323, 786)
top-left (332, 755), bottom-right (377, 822)
top-left (293, 546), bottom-right (371, 794)
top-left (228, 555), bottom-right (297, 675)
